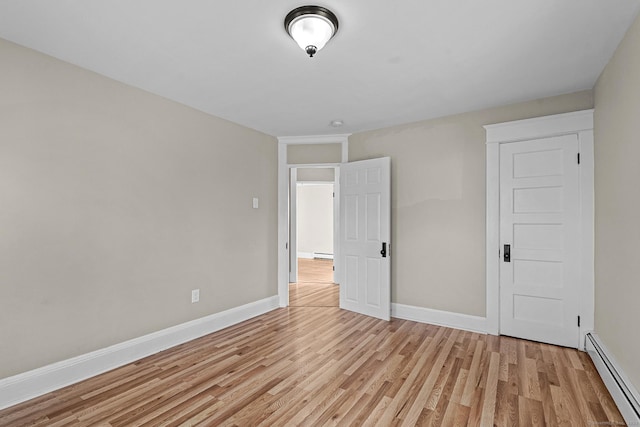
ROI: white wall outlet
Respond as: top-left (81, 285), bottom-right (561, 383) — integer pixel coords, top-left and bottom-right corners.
top-left (191, 289), bottom-right (200, 303)
top-left (252, 197), bottom-right (259, 209)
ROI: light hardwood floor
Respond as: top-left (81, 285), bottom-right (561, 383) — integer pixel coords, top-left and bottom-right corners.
top-left (0, 272), bottom-right (624, 426)
top-left (289, 258), bottom-right (338, 307)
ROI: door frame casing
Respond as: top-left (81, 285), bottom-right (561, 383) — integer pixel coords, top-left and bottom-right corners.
top-left (277, 135), bottom-right (349, 307)
top-left (484, 109), bottom-right (594, 348)
top-left (289, 168), bottom-right (298, 283)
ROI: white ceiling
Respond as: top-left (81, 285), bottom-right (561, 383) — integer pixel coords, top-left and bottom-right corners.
top-left (1, 1), bottom-right (639, 137)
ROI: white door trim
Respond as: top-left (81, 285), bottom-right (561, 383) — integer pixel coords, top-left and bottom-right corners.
top-left (484, 109), bottom-right (594, 348)
top-left (289, 168), bottom-right (298, 283)
top-left (277, 135), bottom-right (349, 307)
top-left (333, 167), bottom-right (340, 284)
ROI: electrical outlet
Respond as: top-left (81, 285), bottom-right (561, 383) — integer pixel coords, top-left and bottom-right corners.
top-left (191, 289), bottom-right (200, 303)
top-left (252, 197), bottom-right (259, 209)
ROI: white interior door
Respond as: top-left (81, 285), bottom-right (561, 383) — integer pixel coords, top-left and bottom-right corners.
top-left (340, 157), bottom-right (391, 321)
top-left (499, 134), bottom-right (581, 348)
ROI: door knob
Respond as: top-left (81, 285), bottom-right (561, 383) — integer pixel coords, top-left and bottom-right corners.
top-left (503, 244), bottom-right (511, 262)
top-left (381, 242), bottom-right (387, 258)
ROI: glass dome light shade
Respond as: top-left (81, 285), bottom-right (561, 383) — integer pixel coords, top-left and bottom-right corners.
top-left (288, 14), bottom-right (335, 53)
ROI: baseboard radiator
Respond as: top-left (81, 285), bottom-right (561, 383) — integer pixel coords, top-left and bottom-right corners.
top-left (585, 333), bottom-right (640, 426)
top-left (313, 252), bottom-right (333, 260)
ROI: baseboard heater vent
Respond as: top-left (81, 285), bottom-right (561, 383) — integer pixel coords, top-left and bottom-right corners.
top-left (313, 252), bottom-right (333, 260)
top-left (586, 333), bottom-right (640, 426)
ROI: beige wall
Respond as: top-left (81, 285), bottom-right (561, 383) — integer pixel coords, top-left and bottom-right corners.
top-left (0, 39), bottom-right (278, 378)
top-left (297, 184), bottom-right (334, 256)
top-left (287, 143), bottom-right (342, 164)
top-left (349, 91), bottom-right (594, 316)
top-left (594, 14), bottom-right (640, 392)
top-left (297, 167), bottom-right (335, 182)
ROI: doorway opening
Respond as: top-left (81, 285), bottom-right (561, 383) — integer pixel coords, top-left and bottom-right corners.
top-left (289, 170), bottom-right (339, 307)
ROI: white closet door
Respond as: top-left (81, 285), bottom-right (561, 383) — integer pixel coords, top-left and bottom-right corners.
top-left (499, 134), bottom-right (581, 348)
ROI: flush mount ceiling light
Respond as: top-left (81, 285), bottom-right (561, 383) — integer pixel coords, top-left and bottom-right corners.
top-left (284, 5), bottom-right (339, 58)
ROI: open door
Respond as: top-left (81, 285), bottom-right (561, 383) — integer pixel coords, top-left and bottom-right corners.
top-left (339, 157), bottom-right (391, 320)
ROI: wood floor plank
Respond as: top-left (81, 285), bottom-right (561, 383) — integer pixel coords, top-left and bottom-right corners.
top-left (0, 280), bottom-right (625, 427)
top-left (374, 329), bottom-right (445, 425)
top-left (537, 371), bottom-right (559, 427)
top-left (296, 257), bottom-right (334, 283)
top-left (461, 339), bottom-right (485, 406)
top-left (403, 329), bottom-right (460, 425)
top-left (480, 351), bottom-right (500, 427)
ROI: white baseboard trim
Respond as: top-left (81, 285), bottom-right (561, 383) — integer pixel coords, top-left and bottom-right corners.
top-left (391, 303), bottom-right (488, 334)
top-left (585, 333), bottom-right (640, 426)
top-left (0, 295), bottom-right (280, 411)
top-left (297, 252), bottom-right (314, 259)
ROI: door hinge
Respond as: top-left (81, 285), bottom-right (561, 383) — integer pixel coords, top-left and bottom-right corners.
top-left (578, 316), bottom-right (581, 327)
top-left (577, 153), bottom-right (581, 164)
top-left (286, 242), bottom-right (288, 250)
top-left (333, 192), bottom-right (335, 198)
top-left (332, 265), bottom-right (335, 271)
